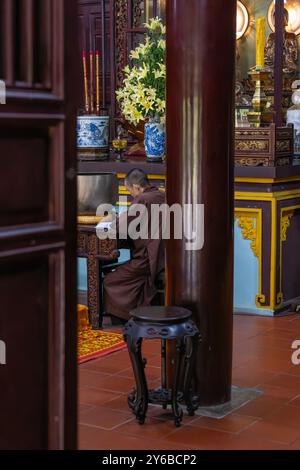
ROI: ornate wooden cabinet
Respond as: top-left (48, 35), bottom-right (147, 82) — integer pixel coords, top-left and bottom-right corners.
top-left (235, 124), bottom-right (294, 167)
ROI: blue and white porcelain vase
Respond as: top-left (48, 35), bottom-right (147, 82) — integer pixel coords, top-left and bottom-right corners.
top-left (77, 115), bottom-right (110, 149)
top-left (144, 118), bottom-right (166, 162)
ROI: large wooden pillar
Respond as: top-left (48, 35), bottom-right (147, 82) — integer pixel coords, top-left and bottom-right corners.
top-left (166, 0), bottom-right (236, 406)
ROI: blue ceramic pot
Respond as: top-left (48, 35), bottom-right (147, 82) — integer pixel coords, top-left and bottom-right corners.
top-left (77, 116), bottom-right (110, 149)
top-left (144, 120), bottom-right (166, 161)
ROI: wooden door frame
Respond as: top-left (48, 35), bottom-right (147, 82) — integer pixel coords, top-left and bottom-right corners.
top-left (0, 0), bottom-right (79, 450)
top-left (62, 0), bottom-right (79, 450)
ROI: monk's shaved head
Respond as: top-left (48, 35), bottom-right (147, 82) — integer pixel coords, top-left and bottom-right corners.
top-left (125, 169), bottom-right (150, 189)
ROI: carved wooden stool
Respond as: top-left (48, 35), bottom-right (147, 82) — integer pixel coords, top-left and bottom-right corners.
top-left (124, 306), bottom-right (200, 427)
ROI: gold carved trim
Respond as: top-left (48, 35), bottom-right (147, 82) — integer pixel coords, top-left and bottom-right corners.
top-left (281, 210), bottom-right (295, 242)
top-left (235, 139), bottom-right (269, 152)
top-left (256, 294), bottom-right (266, 306)
top-left (235, 214), bottom-right (259, 258)
top-left (235, 176), bottom-right (300, 184)
top-left (276, 292), bottom-right (284, 306)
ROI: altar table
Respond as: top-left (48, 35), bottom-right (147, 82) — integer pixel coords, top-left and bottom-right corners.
top-left (77, 225), bottom-right (119, 329)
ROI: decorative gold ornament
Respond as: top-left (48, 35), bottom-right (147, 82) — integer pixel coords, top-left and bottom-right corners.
top-left (276, 292), bottom-right (284, 306)
top-left (235, 215), bottom-right (259, 258)
top-left (236, 140), bottom-right (269, 152)
top-left (256, 294), bottom-right (266, 306)
top-left (281, 209), bottom-right (295, 241)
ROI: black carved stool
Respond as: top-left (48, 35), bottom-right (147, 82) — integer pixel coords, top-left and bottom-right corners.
top-left (124, 306), bottom-right (200, 427)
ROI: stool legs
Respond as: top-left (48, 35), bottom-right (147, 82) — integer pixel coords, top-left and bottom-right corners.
top-left (126, 335), bottom-right (148, 425)
top-left (124, 317), bottom-right (199, 426)
top-left (161, 339), bottom-right (168, 410)
top-left (184, 335), bottom-right (200, 416)
top-left (172, 338), bottom-right (185, 427)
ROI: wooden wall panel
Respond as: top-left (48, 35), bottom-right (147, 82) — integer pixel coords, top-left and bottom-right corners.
top-left (77, 0), bottom-right (111, 112)
top-left (76, 1), bottom-right (162, 127)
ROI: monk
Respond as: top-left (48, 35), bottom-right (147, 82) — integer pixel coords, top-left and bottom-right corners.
top-left (103, 169), bottom-right (165, 322)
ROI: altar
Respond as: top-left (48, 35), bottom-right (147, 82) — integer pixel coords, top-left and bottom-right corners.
top-left (77, 160), bottom-right (300, 319)
top-left (77, 0), bottom-right (300, 321)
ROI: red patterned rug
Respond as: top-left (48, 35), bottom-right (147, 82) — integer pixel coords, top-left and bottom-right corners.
top-left (78, 305), bottom-right (126, 364)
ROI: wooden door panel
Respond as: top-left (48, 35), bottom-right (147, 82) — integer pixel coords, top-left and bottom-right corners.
top-left (0, 254), bottom-right (49, 450)
top-left (0, 121), bottom-right (65, 229)
top-left (0, 0), bottom-right (78, 450)
top-left (1, 0), bottom-right (53, 91)
top-left (0, 132), bottom-right (49, 226)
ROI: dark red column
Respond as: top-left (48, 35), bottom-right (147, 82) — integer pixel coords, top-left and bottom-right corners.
top-left (166, 0), bottom-right (236, 406)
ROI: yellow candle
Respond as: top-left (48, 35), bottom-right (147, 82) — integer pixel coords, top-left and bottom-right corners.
top-left (256, 17), bottom-right (266, 69)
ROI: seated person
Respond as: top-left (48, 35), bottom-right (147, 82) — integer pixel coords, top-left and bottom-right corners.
top-left (103, 169), bottom-right (165, 323)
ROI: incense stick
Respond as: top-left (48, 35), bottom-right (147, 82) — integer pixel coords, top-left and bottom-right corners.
top-left (96, 50), bottom-right (100, 114)
top-left (90, 51), bottom-right (94, 114)
top-left (82, 51), bottom-right (89, 114)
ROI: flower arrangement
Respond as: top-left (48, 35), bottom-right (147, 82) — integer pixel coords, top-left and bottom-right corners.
top-left (116, 17), bottom-right (166, 126)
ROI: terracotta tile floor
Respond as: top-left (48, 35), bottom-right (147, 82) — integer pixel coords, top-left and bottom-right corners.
top-left (79, 314), bottom-right (300, 450)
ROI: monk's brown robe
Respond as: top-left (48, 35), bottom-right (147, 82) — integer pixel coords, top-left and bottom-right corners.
top-left (104, 186), bottom-right (165, 320)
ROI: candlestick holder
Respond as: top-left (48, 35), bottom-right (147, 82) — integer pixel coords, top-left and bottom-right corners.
top-left (247, 69), bottom-right (274, 127)
top-left (112, 136), bottom-right (128, 162)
